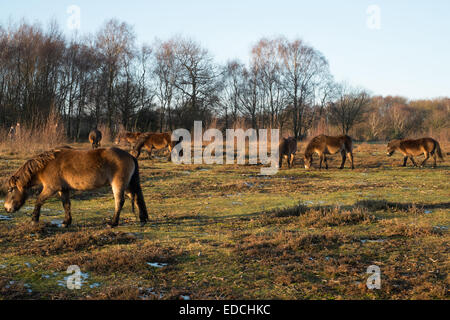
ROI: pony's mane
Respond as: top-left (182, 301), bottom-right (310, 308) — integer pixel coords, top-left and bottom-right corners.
top-left (305, 136), bottom-right (321, 156)
top-left (8, 150), bottom-right (60, 189)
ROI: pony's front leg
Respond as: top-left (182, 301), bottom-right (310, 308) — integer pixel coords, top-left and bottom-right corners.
top-left (402, 156), bottom-right (408, 167)
top-left (167, 145), bottom-right (172, 161)
top-left (324, 155), bottom-right (328, 170)
top-left (58, 190), bottom-right (72, 227)
top-left (32, 187), bottom-right (55, 225)
top-left (409, 157), bottom-right (418, 167)
top-left (319, 154), bottom-right (324, 169)
top-left (147, 147), bottom-right (153, 159)
top-left (289, 154), bottom-right (294, 168)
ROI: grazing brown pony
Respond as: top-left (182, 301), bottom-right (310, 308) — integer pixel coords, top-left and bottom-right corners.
top-left (387, 137), bottom-right (444, 167)
top-left (132, 132), bottom-right (182, 160)
top-left (279, 137), bottom-right (297, 168)
top-left (4, 147), bottom-right (148, 228)
top-left (304, 134), bottom-right (354, 170)
top-left (88, 128), bottom-right (102, 149)
top-left (114, 131), bottom-right (143, 146)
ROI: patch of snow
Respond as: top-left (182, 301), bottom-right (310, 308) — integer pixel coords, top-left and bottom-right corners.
top-left (50, 219), bottom-right (64, 228)
top-left (360, 239), bottom-right (385, 244)
top-left (146, 262), bottom-right (168, 268)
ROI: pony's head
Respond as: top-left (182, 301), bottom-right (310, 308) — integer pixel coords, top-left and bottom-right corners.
top-left (386, 140), bottom-right (399, 157)
top-left (4, 176), bottom-right (28, 213)
top-left (304, 154), bottom-right (313, 169)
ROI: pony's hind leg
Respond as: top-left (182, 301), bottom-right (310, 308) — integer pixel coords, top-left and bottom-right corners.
top-left (421, 152), bottom-right (430, 167)
top-left (110, 184), bottom-right (126, 227)
top-left (59, 190), bottom-right (72, 227)
top-left (319, 154), bottom-right (324, 169)
top-left (339, 150), bottom-right (347, 169)
top-left (125, 191), bottom-right (135, 213)
top-left (167, 145), bottom-right (172, 161)
top-left (347, 152), bottom-right (354, 169)
top-left (324, 155), bottom-right (328, 170)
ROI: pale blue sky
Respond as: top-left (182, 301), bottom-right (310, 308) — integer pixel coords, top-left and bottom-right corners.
top-left (1, 0), bottom-right (449, 99)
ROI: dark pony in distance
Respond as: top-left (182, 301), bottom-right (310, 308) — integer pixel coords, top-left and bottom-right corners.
top-left (387, 137), bottom-right (444, 167)
top-left (88, 128), bottom-right (102, 149)
top-left (114, 131), bottom-right (143, 147)
top-left (279, 137), bottom-right (297, 168)
top-left (4, 147), bottom-right (148, 228)
top-left (131, 132), bottom-right (182, 160)
top-left (304, 134), bottom-right (354, 170)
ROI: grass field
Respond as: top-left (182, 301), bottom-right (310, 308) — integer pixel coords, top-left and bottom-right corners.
top-left (0, 142), bottom-right (448, 300)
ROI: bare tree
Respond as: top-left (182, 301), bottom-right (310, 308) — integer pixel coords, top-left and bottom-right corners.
top-left (220, 60), bottom-right (244, 129)
top-left (278, 37), bottom-right (330, 139)
top-left (95, 19), bottom-right (136, 130)
top-left (171, 37), bottom-right (219, 129)
top-left (329, 84), bottom-right (370, 134)
top-left (153, 39), bottom-right (177, 131)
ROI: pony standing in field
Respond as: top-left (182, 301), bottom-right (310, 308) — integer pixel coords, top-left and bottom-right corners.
top-left (279, 137), bottom-right (297, 168)
top-left (304, 135), bottom-right (354, 170)
top-left (114, 131), bottom-right (143, 147)
top-left (4, 147), bottom-right (148, 228)
top-left (387, 137), bottom-right (444, 167)
top-left (88, 128), bottom-right (102, 149)
top-left (131, 132), bottom-right (182, 160)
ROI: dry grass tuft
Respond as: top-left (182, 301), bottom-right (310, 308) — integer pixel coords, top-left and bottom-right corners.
top-left (18, 230), bottom-right (137, 256)
top-left (298, 207), bottom-right (376, 228)
top-left (48, 242), bottom-right (183, 274)
top-left (379, 219), bottom-right (445, 237)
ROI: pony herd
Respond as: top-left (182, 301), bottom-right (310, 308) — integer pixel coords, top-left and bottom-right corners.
top-left (3, 128), bottom-right (445, 228)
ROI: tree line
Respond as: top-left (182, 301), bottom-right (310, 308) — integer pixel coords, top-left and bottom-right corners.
top-left (0, 19), bottom-right (448, 142)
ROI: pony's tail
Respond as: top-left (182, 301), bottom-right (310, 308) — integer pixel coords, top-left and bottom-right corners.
top-left (129, 157), bottom-right (148, 225)
top-left (435, 141), bottom-right (444, 160)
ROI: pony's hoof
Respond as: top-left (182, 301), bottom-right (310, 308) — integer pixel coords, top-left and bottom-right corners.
top-left (107, 221), bottom-right (119, 228)
top-left (140, 221), bottom-right (147, 227)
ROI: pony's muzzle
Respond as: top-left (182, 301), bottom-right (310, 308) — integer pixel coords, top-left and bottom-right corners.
top-left (4, 204), bottom-right (14, 213)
